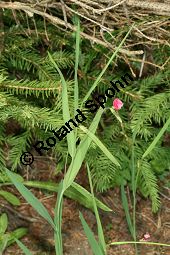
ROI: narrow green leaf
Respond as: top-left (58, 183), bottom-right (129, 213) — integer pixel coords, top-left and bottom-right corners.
top-left (0, 170), bottom-right (24, 183)
top-left (0, 233), bottom-right (9, 253)
top-left (48, 52), bottom-right (75, 158)
top-left (54, 181), bottom-right (64, 255)
top-left (5, 169), bottom-right (55, 229)
top-left (73, 17), bottom-right (80, 142)
top-left (79, 212), bottom-right (104, 255)
top-left (87, 163), bottom-right (106, 253)
top-left (63, 107), bottom-right (104, 190)
top-left (23, 181), bottom-right (112, 212)
top-left (0, 190), bottom-right (20, 206)
top-left (81, 24), bottom-right (134, 106)
top-left (79, 125), bottom-right (120, 167)
top-left (109, 241), bottom-right (170, 247)
top-left (0, 228), bottom-right (27, 252)
top-left (15, 239), bottom-right (33, 255)
top-left (74, 17), bottom-right (80, 115)
top-left (142, 116), bottom-right (170, 159)
top-left (71, 182), bottom-right (112, 212)
top-left (0, 213), bottom-right (8, 235)
top-left (121, 185), bottom-right (134, 238)
top-left (6, 228), bottom-right (28, 247)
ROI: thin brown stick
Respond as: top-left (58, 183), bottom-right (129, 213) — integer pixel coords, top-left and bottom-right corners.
top-left (129, 57), bottom-right (164, 70)
top-left (0, 202), bottom-right (37, 222)
top-left (0, 1), bottom-right (143, 56)
top-left (96, 0), bottom-right (127, 13)
top-left (64, 4), bottom-right (113, 33)
top-left (127, 0), bottom-right (170, 16)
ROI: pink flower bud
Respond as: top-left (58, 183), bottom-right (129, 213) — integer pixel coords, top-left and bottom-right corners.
top-left (143, 233), bottom-right (150, 240)
top-left (113, 98), bottom-right (123, 110)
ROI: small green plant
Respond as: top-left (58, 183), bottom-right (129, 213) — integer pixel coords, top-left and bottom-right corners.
top-left (1, 9), bottom-right (170, 254)
top-left (4, 19), bottom-right (170, 255)
top-left (0, 212), bottom-right (27, 254)
top-left (4, 20), bottom-right (134, 254)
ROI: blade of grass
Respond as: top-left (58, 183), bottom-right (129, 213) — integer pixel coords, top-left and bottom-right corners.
top-left (109, 241), bottom-right (170, 247)
top-left (48, 52), bottom-right (75, 158)
top-left (56, 108), bottom-right (104, 243)
top-left (6, 228), bottom-right (28, 247)
top-left (54, 181), bottom-right (64, 255)
top-left (63, 107), bottom-right (104, 190)
top-left (79, 124), bottom-right (120, 167)
top-left (71, 182), bottom-right (112, 212)
top-left (79, 212), bottom-right (104, 255)
top-left (0, 190), bottom-right (20, 206)
top-left (0, 213), bottom-right (8, 235)
top-left (74, 17), bottom-right (80, 142)
top-left (142, 116), bottom-right (170, 159)
top-left (23, 180), bottom-right (112, 212)
top-left (0, 234), bottom-right (8, 254)
top-left (87, 163), bottom-right (106, 254)
top-left (15, 239), bottom-right (33, 255)
top-left (5, 169), bottom-right (55, 229)
top-left (131, 133), bottom-right (138, 254)
top-left (74, 16), bottom-right (80, 115)
top-left (121, 185), bottom-right (134, 238)
top-left (80, 24), bottom-right (134, 107)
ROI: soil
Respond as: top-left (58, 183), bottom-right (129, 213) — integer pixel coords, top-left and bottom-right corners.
top-left (1, 157), bottom-right (170, 255)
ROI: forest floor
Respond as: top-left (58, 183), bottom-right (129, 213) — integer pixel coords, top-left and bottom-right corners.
top-left (1, 157), bottom-right (170, 255)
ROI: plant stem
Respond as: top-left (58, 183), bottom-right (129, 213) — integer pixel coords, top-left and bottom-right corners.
top-left (131, 133), bottom-right (138, 254)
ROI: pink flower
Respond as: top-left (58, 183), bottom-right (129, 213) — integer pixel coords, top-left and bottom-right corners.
top-left (113, 98), bottom-right (123, 110)
top-left (143, 233), bottom-right (150, 240)
top-left (140, 232), bottom-right (151, 242)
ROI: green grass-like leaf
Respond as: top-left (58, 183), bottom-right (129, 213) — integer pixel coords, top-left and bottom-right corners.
top-left (0, 190), bottom-right (20, 206)
top-left (142, 116), bottom-right (170, 159)
top-left (0, 213), bottom-right (8, 235)
top-left (48, 52), bottom-right (76, 158)
top-left (15, 239), bottom-right (33, 255)
top-left (79, 125), bottom-right (120, 167)
top-left (87, 163), bottom-right (106, 253)
top-left (79, 212), bottom-right (104, 255)
top-left (63, 107), bottom-right (104, 190)
top-left (5, 169), bottom-right (55, 229)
